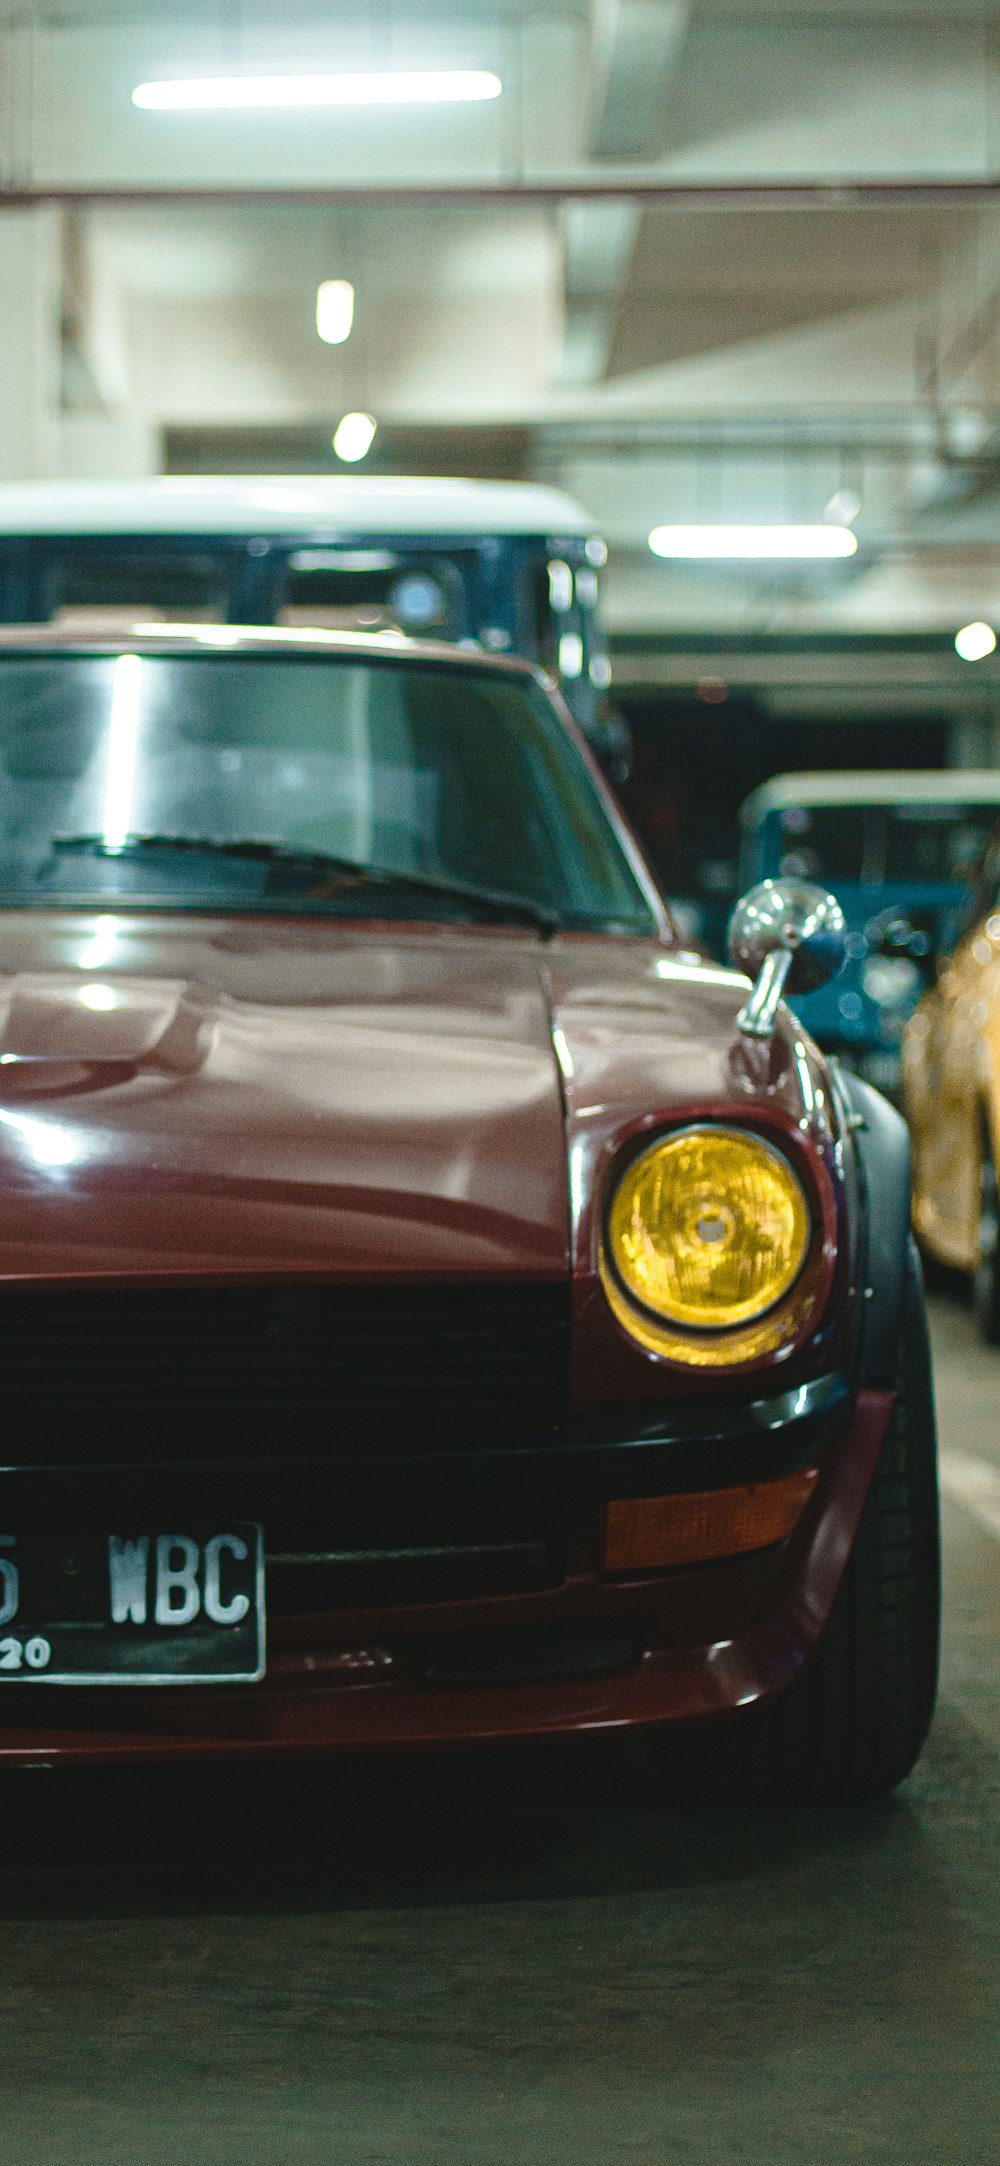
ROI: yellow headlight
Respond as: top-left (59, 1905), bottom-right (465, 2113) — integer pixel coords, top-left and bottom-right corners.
top-left (606, 1126), bottom-right (810, 1331)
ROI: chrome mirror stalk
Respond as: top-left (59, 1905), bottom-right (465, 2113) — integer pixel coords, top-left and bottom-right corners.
top-left (728, 880), bottom-right (847, 1042)
top-left (736, 944), bottom-right (795, 1038)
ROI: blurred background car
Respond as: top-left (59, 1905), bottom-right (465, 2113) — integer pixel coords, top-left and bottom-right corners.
top-left (739, 771), bottom-right (1000, 1092)
top-left (905, 813), bottom-right (1000, 1337)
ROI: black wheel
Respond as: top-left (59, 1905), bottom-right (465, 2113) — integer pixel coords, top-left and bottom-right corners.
top-left (651, 1240), bottom-right (940, 1804)
top-left (973, 1118), bottom-right (1000, 1343)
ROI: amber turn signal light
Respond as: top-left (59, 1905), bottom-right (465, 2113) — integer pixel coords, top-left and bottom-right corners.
top-left (602, 1467), bottom-right (819, 1572)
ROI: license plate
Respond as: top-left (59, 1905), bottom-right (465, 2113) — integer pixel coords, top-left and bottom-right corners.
top-left (0, 1525), bottom-right (264, 1685)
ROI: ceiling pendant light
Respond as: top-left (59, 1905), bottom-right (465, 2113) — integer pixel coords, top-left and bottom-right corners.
top-left (316, 280), bottom-right (355, 345)
top-left (955, 621), bottom-right (997, 662)
top-left (332, 413), bottom-right (377, 463)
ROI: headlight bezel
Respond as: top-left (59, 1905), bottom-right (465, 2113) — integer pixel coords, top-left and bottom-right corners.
top-left (598, 1117), bottom-right (833, 1371)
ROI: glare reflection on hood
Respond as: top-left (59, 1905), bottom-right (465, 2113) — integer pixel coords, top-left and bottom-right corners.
top-left (78, 916), bottom-right (122, 971)
top-left (102, 654), bottom-right (143, 851)
top-left (0, 1106), bottom-right (82, 1169)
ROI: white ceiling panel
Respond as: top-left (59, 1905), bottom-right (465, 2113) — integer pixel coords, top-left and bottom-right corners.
top-left (0, 0), bottom-right (999, 646)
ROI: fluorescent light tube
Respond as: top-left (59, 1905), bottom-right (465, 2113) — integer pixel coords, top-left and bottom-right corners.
top-left (133, 71), bottom-right (503, 111)
top-left (316, 280), bottom-right (354, 344)
top-left (648, 524), bottom-right (858, 560)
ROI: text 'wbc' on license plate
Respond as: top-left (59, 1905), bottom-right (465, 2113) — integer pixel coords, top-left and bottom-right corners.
top-left (0, 1525), bottom-right (264, 1684)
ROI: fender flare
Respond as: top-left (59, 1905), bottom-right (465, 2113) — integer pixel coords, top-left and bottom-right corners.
top-left (832, 1068), bottom-right (914, 1390)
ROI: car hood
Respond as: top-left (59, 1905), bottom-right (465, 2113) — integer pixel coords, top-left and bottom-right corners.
top-left (0, 914), bottom-right (574, 1281)
top-left (0, 913), bottom-right (811, 1286)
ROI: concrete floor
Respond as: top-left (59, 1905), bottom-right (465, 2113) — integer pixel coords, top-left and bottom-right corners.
top-left (1, 1301), bottom-right (998, 2165)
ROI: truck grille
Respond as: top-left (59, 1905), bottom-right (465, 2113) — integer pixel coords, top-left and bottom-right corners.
top-left (0, 1280), bottom-right (571, 1460)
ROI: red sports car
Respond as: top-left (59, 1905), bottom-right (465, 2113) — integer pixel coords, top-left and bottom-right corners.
top-left (0, 626), bottom-right (938, 1799)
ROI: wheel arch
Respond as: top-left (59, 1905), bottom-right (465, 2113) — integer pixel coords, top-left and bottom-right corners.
top-left (832, 1067), bottom-right (914, 1391)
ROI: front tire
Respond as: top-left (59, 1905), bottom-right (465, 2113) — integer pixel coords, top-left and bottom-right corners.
top-left (652, 1240), bottom-right (940, 1804)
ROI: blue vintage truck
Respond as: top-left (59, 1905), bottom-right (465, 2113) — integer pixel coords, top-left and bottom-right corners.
top-left (738, 770), bottom-right (1000, 1090)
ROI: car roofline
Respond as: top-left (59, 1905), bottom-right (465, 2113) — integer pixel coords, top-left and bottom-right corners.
top-left (0, 621), bottom-right (544, 678)
top-left (741, 768), bottom-right (1000, 821)
top-left (0, 475), bottom-right (597, 540)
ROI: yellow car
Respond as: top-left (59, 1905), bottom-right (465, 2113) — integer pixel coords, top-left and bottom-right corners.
top-left (905, 829), bottom-right (1000, 1337)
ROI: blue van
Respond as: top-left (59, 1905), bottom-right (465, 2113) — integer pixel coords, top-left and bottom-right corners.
top-left (738, 771), bottom-right (1000, 1090)
top-left (0, 474), bottom-right (630, 774)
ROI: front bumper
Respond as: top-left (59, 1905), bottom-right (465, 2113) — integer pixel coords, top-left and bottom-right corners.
top-left (0, 1378), bottom-right (891, 1764)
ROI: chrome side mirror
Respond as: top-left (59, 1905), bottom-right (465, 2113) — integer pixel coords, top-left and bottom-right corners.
top-left (727, 879), bottom-right (847, 1040)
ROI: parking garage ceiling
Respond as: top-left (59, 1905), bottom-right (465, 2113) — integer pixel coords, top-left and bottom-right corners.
top-left (4, 1), bottom-right (1000, 668)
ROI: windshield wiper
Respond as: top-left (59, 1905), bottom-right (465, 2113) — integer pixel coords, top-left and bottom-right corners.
top-left (51, 834), bottom-right (564, 934)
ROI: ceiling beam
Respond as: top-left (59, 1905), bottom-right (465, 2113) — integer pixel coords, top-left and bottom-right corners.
top-left (607, 647), bottom-right (993, 690)
top-left (586, 0), bottom-right (692, 162)
top-left (556, 199), bottom-right (640, 384)
top-left (556, 3), bottom-right (693, 381)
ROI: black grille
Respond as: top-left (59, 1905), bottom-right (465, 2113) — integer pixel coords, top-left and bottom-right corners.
top-left (0, 1280), bottom-right (570, 1460)
top-left (266, 1535), bottom-right (562, 1612)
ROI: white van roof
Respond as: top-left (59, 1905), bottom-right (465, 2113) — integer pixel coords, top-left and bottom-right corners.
top-left (742, 769), bottom-right (1000, 822)
top-left (0, 476), bottom-right (597, 541)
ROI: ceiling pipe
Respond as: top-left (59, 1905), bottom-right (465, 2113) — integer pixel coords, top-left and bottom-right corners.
top-left (2, 180), bottom-right (1000, 209)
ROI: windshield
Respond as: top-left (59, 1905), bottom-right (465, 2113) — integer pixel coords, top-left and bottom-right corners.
top-left (0, 650), bottom-right (655, 932)
top-left (773, 801), bottom-right (1000, 886)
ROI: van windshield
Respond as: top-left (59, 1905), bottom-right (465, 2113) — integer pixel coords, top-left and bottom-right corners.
top-left (774, 801), bottom-right (1000, 886)
top-left (0, 649), bottom-right (656, 932)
